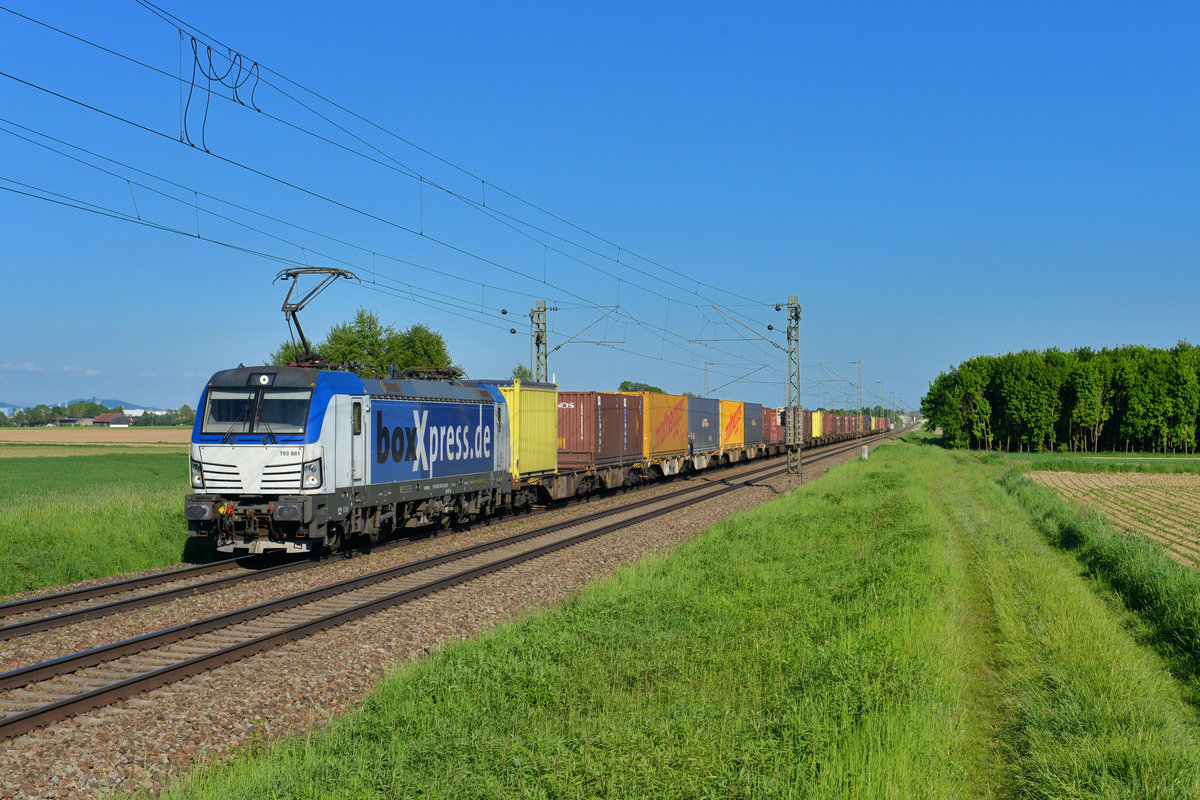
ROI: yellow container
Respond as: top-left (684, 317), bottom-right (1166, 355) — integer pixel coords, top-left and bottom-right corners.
top-left (812, 411), bottom-right (824, 439)
top-left (496, 380), bottom-right (558, 479)
top-left (625, 392), bottom-right (688, 458)
top-left (719, 399), bottom-right (745, 449)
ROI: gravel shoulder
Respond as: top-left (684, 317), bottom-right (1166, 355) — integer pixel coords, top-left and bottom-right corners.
top-left (1, 440), bottom-right (885, 800)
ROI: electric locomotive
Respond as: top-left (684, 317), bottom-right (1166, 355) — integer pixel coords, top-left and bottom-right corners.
top-left (184, 365), bottom-right (511, 554)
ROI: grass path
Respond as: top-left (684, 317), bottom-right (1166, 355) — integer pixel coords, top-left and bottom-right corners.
top-left (934, 458), bottom-right (1009, 797)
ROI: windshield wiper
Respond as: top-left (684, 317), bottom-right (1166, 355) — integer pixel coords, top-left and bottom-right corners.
top-left (221, 397), bottom-right (253, 444)
top-left (257, 414), bottom-right (279, 445)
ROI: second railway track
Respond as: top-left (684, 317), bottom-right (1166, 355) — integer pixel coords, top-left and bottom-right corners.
top-left (0, 430), bottom-right (898, 738)
top-left (0, 433), bottom-right (884, 640)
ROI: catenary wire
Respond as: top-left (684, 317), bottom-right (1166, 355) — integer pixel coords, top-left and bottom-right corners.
top-left (130, 0), bottom-right (771, 310)
top-left (2, 4), bottom-right (777, 327)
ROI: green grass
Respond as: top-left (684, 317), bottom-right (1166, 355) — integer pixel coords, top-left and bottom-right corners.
top-left (1001, 467), bottom-right (1200, 702)
top-left (157, 434), bottom-right (1200, 799)
top-left (0, 452), bottom-right (203, 594)
top-left (1005, 451), bottom-right (1200, 474)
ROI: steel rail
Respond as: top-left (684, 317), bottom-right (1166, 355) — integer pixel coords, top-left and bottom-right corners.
top-left (0, 452), bottom-right (812, 737)
top-left (0, 428), bottom-right (902, 738)
top-left (0, 430), bottom-right (892, 642)
top-left (0, 555), bottom-right (250, 617)
top-left (0, 438), bottom-right (819, 633)
top-left (0, 455), bottom-right (798, 691)
top-left (0, 557), bottom-right (315, 641)
top-left (0, 452), bottom-right (782, 640)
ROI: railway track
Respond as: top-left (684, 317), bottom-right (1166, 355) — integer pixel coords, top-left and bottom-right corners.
top-left (0, 430), bottom-right (898, 738)
top-left (0, 555), bottom-right (308, 641)
top-left (0, 456), bottom-right (780, 640)
top-left (0, 432), bottom-right (886, 639)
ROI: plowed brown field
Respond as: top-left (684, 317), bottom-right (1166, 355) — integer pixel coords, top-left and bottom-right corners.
top-left (0, 428), bottom-right (188, 448)
top-left (1028, 471), bottom-right (1200, 566)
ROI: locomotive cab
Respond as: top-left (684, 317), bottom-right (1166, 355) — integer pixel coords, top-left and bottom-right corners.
top-left (185, 365), bottom-right (512, 555)
top-left (184, 366), bottom-right (366, 555)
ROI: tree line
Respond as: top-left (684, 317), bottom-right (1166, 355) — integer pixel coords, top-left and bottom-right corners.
top-left (0, 402), bottom-right (196, 428)
top-left (921, 343), bottom-right (1200, 453)
top-left (270, 308), bottom-right (455, 378)
top-left (820, 405), bottom-right (899, 421)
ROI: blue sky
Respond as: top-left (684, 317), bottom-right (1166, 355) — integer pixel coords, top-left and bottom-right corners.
top-left (1, 2), bottom-right (1197, 412)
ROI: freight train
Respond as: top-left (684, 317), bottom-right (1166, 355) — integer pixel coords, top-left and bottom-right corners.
top-left (184, 365), bottom-right (891, 555)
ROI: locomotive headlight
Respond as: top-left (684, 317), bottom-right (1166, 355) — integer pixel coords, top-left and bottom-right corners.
top-left (190, 459), bottom-right (204, 489)
top-left (302, 458), bottom-right (323, 488)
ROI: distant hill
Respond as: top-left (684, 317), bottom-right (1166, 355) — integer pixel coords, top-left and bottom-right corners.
top-left (0, 398), bottom-right (168, 413)
top-left (65, 398), bottom-right (168, 413)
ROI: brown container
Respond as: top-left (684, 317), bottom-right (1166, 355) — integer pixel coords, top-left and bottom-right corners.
top-left (625, 391), bottom-right (689, 459)
top-left (557, 391), bottom-right (643, 470)
top-left (762, 407), bottom-right (784, 444)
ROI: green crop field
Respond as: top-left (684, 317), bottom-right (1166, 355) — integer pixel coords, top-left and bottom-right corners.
top-left (158, 433), bottom-right (1200, 799)
top-left (0, 449), bottom-right (201, 595)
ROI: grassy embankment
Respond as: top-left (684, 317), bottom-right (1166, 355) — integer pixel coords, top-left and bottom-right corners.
top-left (159, 433), bottom-right (1200, 799)
top-left (0, 449), bottom-right (196, 594)
top-left (999, 460), bottom-right (1200, 703)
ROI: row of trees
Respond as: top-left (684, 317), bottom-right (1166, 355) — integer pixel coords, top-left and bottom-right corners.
top-left (270, 309), bottom-right (454, 377)
top-left (820, 405), bottom-right (900, 422)
top-left (921, 343), bottom-right (1200, 453)
top-left (133, 407), bottom-right (195, 426)
top-left (0, 403), bottom-right (195, 427)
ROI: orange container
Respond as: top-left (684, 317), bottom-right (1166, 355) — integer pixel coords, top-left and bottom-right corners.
top-left (719, 399), bottom-right (745, 449)
top-left (625, 392), bottom-right (688, 459)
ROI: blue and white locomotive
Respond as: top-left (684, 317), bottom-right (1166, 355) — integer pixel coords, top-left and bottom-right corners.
top-left (184, 365), bottom-right (512, 554)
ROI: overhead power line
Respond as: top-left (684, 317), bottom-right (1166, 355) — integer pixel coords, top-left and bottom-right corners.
top-left (0, 116), bottom-right (583, 311)
top-left (0, 8), bottom-right (793, 380)
top-left (129, 0), bottom-right (770, 311)
top-left (2, 4), bottom-right (771, 323)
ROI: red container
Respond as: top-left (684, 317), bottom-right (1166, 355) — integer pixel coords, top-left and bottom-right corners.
top-left (762, 407), bottom-right (784, 444)
top-left (558, 391), bottom-right (643, 470)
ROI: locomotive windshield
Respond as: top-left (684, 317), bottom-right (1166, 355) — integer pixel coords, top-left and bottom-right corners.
top-left (201, 387), bottom-right (312, 436)
top-left (256, 388), bottom-right (311, 433)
